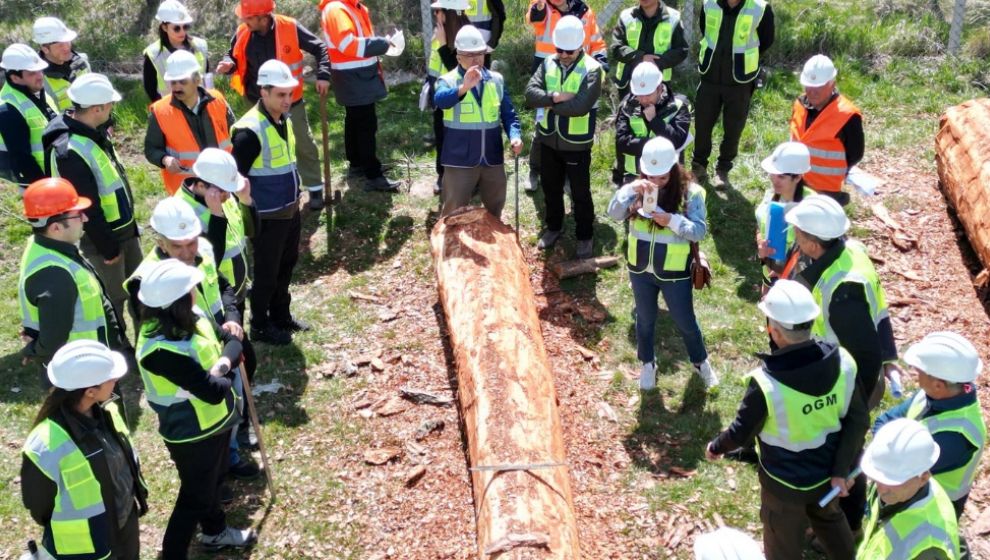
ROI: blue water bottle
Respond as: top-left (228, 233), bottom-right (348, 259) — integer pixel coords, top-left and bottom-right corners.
top-left (766, 202), bottom-right (788, 262)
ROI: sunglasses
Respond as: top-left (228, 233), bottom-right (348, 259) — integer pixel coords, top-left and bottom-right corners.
top-left (555, 48), bottom-right (577, 55)
top-left (170, 24), bottom-right (191, 32)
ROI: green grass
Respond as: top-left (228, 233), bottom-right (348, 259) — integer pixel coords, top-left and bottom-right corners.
top-left (0, 0), bottom-right (988, 557)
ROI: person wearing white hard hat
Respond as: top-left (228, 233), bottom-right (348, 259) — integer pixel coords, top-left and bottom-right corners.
top-left (608, 0), bottom-right (688, 99)
top-left (525, 15), bottom-right (603, 259)
top-left (318, 0), bottom-right (402, 193)
top-left (754, 142), bottom-right (815, 289)
top-left (434, 25), bottom-right (523, 217)
top-left (21, 340), bottom-right (148, 560)
top-left (783, 193), bottom-right (900, 536)
top-left (607, 137), bottom-right (717, 390)
top-left (44, 73), bottom-right (144, 330)
top-left (230, 60), bottom-right (309, 345)
top-left (144, 49), bottom-right (236, 195)
top-left (143, 0), bottom-right (210, 102)
top-left (789, 54), bottom-right (864, 207)
top-left (694, 527), bottom-right (765, 560)
top-left (692, 0), bottom-right (775, 188)
top-left (707, 279), bottom-right (868, 560)
top-left (0, 44), bottom-right (58, 187)
top-left (33, 17), bottom-right (91, 113)
top-left (873, 332), bottom-right (985, 519)
top-left (613, 61), bottom-right (691, 186)
top-left (135, 259), bottom-right (255, 555)
top-left (858, 418), bottom-right (961, 559)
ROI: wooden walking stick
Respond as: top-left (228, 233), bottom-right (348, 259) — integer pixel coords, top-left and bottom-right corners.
top-left (319, 91), bottom-right (333, 213)
top-left (237, 363), bottom-right (277, 502)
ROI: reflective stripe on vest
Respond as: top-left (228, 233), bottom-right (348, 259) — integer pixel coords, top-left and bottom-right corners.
top-left (0, 82), bottom-right (56, 171)
top-left (625, 183), bottom-right (705, 276)
top-left (906, 391), bottom-right (987, 501)
top-left (537, 55), bottom-right (600, 144)
top-left (621, 97), bottom-right (686, 175)
top-left (614, 7), bottom-right (679, 86)
top-left (747, 348), bottom-right (856, 489)
top-left (143, 37), bottom-right (209, 99)
top-left (230, 105), bottom-right (299, 213)
top-left (51, 135), bottom-right (135, 232)
top-left (534, 8), bottom-right (603, 59)
top-left (789, 95), bottom-right (862, 193)
top-left (43, 54), bottom-right (90, 112)
top-left (858, 481), bottom-right (961, 559)
top-left (465, 0), bottom-right (491, 26)
top-left (697, 0), bottom-right (766, 83)
top-left (128, 242), bottom-right (225, 324)
top-left (19, 238), bottom-right (109, 344)
top-left (811, 240), bottom-right (889, 343)
top-left (176, 188), bottom-right (248, 295)
top-left (322, 1), bottom-right (380, 70)
top-left (438, 69), bottom-right (502, 130)
top-left (231, 15), bottom-right (305, 101)
top-left (150, 90), bottom-right (232, 195)
top-left (137, 314), bottom-right (239, 444)
top-left (427, 38), bottom-right (444, 78)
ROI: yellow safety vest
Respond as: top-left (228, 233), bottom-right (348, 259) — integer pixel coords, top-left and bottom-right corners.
top-left (858, 481), bottom-right (960, 559)
top-left (230, 104), bottom-right (299, 213)
top-left (626, 183), bottom-right (706, 279)
top-left (175, 187), bottom-right (249, 299)
top-left (0, 82), bottom-right (57, 175)
top-left (537, 54), bottom-right (601, 144)
top-left (697, 0), bottom-right (766, 83)
top-left (438, 68), bottom-right (502, 130)
top-left (810, 240), bottom-right (889, 343)
top-left (614, 6), bottom-right (679, 86)
top-left (50, 135), bottom-right (135, 233)
top-left (143, 38), bottom-right (209, 99)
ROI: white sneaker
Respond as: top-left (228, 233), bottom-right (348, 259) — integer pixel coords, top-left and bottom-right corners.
top-left (694, 360), bottom-right (719, 390)
top-left (199, 526), bottom-right (257, 549)
top-left (639, 361), bottom-right (656, 391)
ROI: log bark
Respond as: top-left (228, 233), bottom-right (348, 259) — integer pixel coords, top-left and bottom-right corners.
top-left (553, 255), bottom-right (620, 279)
top-left (936, 98), bottom-right (990, 268)
top-left (431, 208), bottom-right (581, 559)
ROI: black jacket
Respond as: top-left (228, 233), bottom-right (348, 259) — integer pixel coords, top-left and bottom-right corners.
top-left (142, 39), bottom-right (212, 103)
top-left (614, 85), bottom-right (691, 174)
top-left (43, 114), bottom-right (139, 260)
top-left (609, 3), bottom-right (688, 86)
top-left (0, 80), bottom-right (56, 186)
top-left (139, 324), bottom-right (242, 406)
top-left (144, 87), bottom-right (236, 169)
top-left (21, 404), bottom-right (148, 555)
top-left (230, 102), bottom-right (299, 219)
top-left (698, 0), bottom-right (775, 85)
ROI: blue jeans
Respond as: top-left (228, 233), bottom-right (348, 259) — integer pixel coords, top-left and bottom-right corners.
top-left (629, 271), bottom-right (708, 365)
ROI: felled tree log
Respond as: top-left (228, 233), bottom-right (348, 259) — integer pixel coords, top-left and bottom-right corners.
top-left (936, 98), bottom-right (990, 268)
top-left (431, 208), bottom-right (580, 559)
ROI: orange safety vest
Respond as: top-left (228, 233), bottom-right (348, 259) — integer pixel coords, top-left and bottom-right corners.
top-left (319, 0), bottom-right (380, 71)
top-left (230, 14), bottom-right (304, 102)
top-left (789, 94), bottom-right (861, 194)
top-left (150, 90), bottom-right (232, 195)
top-left (527, 0), bottom-right (607, 60)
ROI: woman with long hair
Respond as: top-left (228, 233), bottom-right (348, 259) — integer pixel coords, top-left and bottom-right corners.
top-left (755, 141), bottom-right (814, 290)
top-left (426, 0), bottom-right (471, 193)
top-left (135, 259), bottom-right (252, 557)
top-left (21, 340), bottom-right (147, 559)
top-left (143, 0), bottom-right (210, 102)
top-left (607, 137), bottom-right (717, 392)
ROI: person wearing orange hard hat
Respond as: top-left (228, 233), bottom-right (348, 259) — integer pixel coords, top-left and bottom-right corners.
top-left (217, 0), bottom-right (332, 210)
top-left (17, 178), bottom-right (132, 387)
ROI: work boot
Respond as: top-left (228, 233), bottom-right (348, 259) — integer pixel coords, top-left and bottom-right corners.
top-left (639, 361), bottom-right (656, 391)
top-left (252, 324), bottom-right (291, 346)
top-left (277, 316), bottom-right (311, 333)
top-left (537, 230), bottom-right (562, 250)
top-left (228, 456), bottom-right (261, 480)
top-left (525, 169), bottom-right (540, 192)
top-left (199, 527), bottom-right (257, 550)
top-left (694, 359), bottom-right (719, 390)
top-left (346, 165), bottom-right (364, 178)
top-left (308, 189), bottom-right (324, 211)
top-left (713, 169), bottom-right (731, 189)
top-left (691, 164), bottom-right (709, 184)
top-left (575, 239), bottom-right (593, 260)
top-left (364, 176), bottom-right (401, 192)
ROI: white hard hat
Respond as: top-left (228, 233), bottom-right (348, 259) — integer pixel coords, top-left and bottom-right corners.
top-left (138, 258), bottom-right (205, 309)
top-left (800, 54), bottom-right (837, 88)
top-left (150, 197), bottom-right (202, 241)
top-left (903, 331), bottom-right (983, 383)
top-left (694, 527), bottom-right (766, 560)
top-left (257, 59), bottom-right (298, 88)
top-left (156, 0), bottom-right (194, 24)
top-left (33, 17), bottom-right (78, 44)
top-left (453, 25), bottom-right (491, 54)
top-left (0, 44), bottom-right (49, 72)
top-left (47, 340), bottom-right (128, 390)
top-left (163, 49), bottom-right (200, 82)
top-left (552, 15), bottom-right (585, 51)
top-left (630, 61), bottom-right (662, 96)
top-left (67, 73), bottom-right (122, 106)
top-left (639, 137), bottom-right (677, 176)
top-left (430, 0), bottom-right (471, 10)
top-left (192, 148), bottom-right (246, 193)
top-left (861, 418), bottom-right (940, 485)
top-left (758, 279), bottom-right (820, 328)
top-left (784, 194), bottom-right (849, 240)
top-left (761, 142), bottom-right (811, 175)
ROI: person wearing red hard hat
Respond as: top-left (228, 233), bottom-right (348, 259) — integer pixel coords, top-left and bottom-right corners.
top-left (17, 178), bottom-right (132, 387)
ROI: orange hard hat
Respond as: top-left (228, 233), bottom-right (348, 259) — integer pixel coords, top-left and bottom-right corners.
top-left (235, 0), bottom-right (274, 18)
top-left (23, 178), bottom-right (92, 220)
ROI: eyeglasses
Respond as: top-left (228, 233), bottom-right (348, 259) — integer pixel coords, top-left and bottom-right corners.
top-left (170, 24), bottom-right (191, 32)
top-left (51, 213), bottom-right (84, 224)
top-left (555, 48), bottom-right (577, 55)
top-left (457, 51), bottom-right (485, 58)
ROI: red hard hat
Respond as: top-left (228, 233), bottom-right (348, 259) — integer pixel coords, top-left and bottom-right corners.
top-left (23, 178), bottom-right (91, 220)
top-left (235, 0), bottom-right (274, 18)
